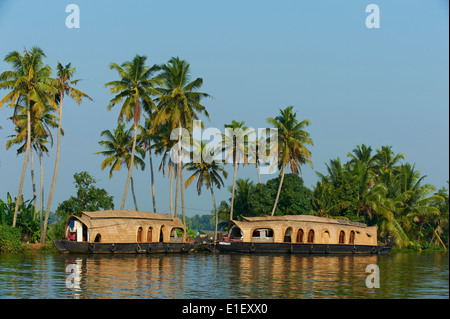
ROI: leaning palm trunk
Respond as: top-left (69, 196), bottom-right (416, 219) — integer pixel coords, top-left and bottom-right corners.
top-left (169, 164), bottom-right (174, 217)
top-left (174, 163), bottom-right (180, 218)
top-left (180, 163), bottom-right (186, 225)
top-left (130, 176), bottom-right (138, 211)
top-left (271, 166), bottom-right (285, 216)
top-left (211, 186), bottom-right (218, 242)
top-left (39, 150), bottom-right (44, 230)
top-left (13, 96), bottom-right (32, 227)
top-left (177, 121), bottom-right (186, 225)
top-left (229, 159), bottom-right (238, 220)
top-left (120, 123), bottom-right (137, 210)
top-left (30, 146), bottom-right (37, 217)
top-left (149, 149), bottom-right (156, 213)
top-left (42, 94), bottom-right (63, 243)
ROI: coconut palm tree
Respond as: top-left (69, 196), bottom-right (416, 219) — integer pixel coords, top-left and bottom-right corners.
top-left (96, 123), bottom-right (146, 210)
top-left (105, 55), bottom-right (160, 210)
top-left (154, 57), bottom-right (211, 225)
top-left (0, 47), bottom-right (58, 227)
top-left (220, 120), bottom-right (251, 220)
top-left (184, 141), bottom-right (227, 240)
top-left (153, 120), bottom-right (178, 217)
top-left (6, 101), bottom-right (58, 226)
top-left (267, 106), bottom-right (313, 216)
top-left (42, 61), bottom-right (92, 243)
top-left (391, 163), bottom-right (444, 242)
top-left (139, 114), bottom-right (159, 213)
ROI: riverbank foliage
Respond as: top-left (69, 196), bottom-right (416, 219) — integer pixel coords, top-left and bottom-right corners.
top-left (0, 47), bottom-right (448, 252)
top-left (0, 225), bottom-right (23, 253)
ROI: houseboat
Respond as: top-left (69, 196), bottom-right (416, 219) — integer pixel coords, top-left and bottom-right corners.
top-left (54, 210), bottom-right (198, 254)
top-left (214, 215), bottom-right (393, 254)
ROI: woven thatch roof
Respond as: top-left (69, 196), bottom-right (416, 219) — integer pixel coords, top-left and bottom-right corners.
top-left (228, 214), bottom-right (376, 245)
top-left (67, 210), bottom-right (185, 243)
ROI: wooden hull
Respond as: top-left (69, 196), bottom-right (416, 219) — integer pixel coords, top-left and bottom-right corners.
top-left (212, 242), bottom-right (392, 255)
top-left (54, 240), bottom-right (198, 254)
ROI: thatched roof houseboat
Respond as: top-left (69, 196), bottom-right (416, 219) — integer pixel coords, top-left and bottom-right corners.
top-left (215, 215), bottom-right (392, 254)
top-left (54, 210), bottom-right (197, 254)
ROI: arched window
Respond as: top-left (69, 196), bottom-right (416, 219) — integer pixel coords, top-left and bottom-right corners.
top-left (137, 227), bottom-right (143, 242)
top-left (147, 227), bottom-right (153, 242)
top-left (94, 233), bottom-right (101, 242)
top-left (349, 231), bottom-right (355, 244)
top-left (159, 226), bottom-right (165, 242)
top-left (170, 227), bottom-right (184, 243)
top-left (251, 228), bottom-right (274, 243)
top-left (339, 231), bottom-right (345, 244)
top-left (307, 229), bottom-right (315, 243)
top-left (284, 228), bottom-right (293, 243)
top-left (297, 229), bottom-right (304, 243)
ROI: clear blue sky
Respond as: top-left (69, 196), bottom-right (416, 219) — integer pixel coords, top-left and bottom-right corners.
top-left (0, 0), bottom-right (448, 217)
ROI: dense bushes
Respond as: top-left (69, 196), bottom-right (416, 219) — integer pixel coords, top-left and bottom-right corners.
top-left (0, 225), bottom-right (23, 252)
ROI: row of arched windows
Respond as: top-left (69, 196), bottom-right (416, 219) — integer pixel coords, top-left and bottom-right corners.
top-left (137, 226), bottom-right (184, 243)
top-left (339, 230), bottom-right (355, 244)
top-left (137, 227), bottom-right (156, 243)
top-left (295, 229), bottom-right (315, 243)
top-left (294, 229), bottom-right (355, 244)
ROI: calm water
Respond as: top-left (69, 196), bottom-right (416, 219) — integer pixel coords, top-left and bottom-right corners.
top-left (0, 251), bottom-right (447, 299)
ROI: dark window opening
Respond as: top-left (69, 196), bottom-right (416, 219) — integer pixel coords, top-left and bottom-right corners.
top-left (137, 227), bottom-right (143, 242)
top-left (297, 229), bottom-right (304, 243)
top-left (339, 231), bottom-right (345, 244)
top-left (349, 231), bottom-right (355, 244)
top-left (147, 227), bottom-right (153, 242)
top-left (307, 230), bottom-right (315, 244)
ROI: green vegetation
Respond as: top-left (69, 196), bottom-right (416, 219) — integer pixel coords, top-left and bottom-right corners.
top-left (53, 172), bottom-right (114, 239)
top-left (0, 225), bottom-right (23, 253)
top-left (0, 47), bottom-right (447, 253)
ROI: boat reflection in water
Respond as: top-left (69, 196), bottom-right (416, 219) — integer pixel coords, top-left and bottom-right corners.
top-left (63, 253), bottom-right (382, 299)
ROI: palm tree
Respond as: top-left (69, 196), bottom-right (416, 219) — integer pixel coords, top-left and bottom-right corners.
top-left (220, 120), bottom-right (251, 220)
top-left (0, 47), bottom-right (58, 227)
top-left (139, 114), bottom-right (159, 213)
top-left (155, 57), bottom-right (210, 225)
top-left (6, 102), bottom-right (57, 227)
top-left (184, 141), bottom-right (227, 240)
top-left (267, 106), bottom-right (313, 216)
top-left (391, 164), bottom-right (444, 242)
top-left (105, 55), bottom-right (160, 210)
top-left (42, 62), bottom-right (92, 243)
top-left (96, 123), bottom-right (146, 210)
top-left (153, 120), bottom-right (178, 217)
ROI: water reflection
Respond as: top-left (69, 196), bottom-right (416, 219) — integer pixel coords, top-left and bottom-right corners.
top-left (0, 252), bottom-right (448, 299)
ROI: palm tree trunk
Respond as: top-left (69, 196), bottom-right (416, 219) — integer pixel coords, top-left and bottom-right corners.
top-left (180, 162), bottom-right (186, 226)
top-left (42, 93), bottom-right (63, 243)
top-left (39, 149), bottom-right (44, 231)
top-left (177, 121), bottom-right (186, 225)
top-left (149, 149), bottom-right (156, 213)
top-left (174, 163), bottom-right (179, 219)
top-left (30, 145), bottom-right (37, 218)
top-left (120, 122), bottom-right (137, 210)
top-left (131, 176), bottom-right (139, 211)
top-left (211, 186), bottom-right (218, 242)
top-left (271, 166), bottom-right (285, 216)
top-left (13, 96), bottom-right (32, 228)
top-left (169, 164), bottom-right (174, 217)
top-left (230, 158), bottom-right (238, 220)
top-left (256, 158), bottom-right (261, 184)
